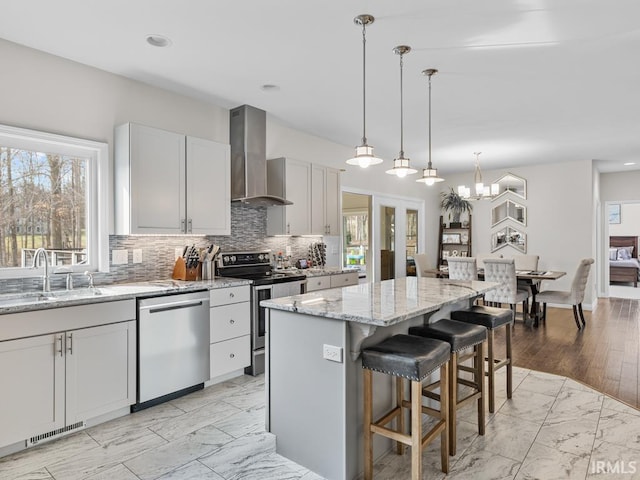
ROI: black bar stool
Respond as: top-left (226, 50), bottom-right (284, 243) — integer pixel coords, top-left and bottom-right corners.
top-left (451, 305), bottom-right (514, 413)
top-left (409, 319), bottom-right (486, 455)
top-left (362, 334), bottom-right (450, 480)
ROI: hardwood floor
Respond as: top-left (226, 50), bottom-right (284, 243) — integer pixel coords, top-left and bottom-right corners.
top-left (493, 297), bottom-right (640, 408)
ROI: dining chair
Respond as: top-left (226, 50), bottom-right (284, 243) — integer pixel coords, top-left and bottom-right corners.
top-left (447, 257), bottom-right (478, 281)
top-left (482, 258), bottom-right (530, 321)
top-left (512, 254), bottom-right (540, 295)
top-left (475, 252), bottom-right (503, 271)
top-left (413, 254), bottom-right (435, 278)
top-left (536, 258), bottom-right (594, 330)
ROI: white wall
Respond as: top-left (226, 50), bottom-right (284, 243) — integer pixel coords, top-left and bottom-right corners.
top-left (441, 160), bottom-right (595, 305)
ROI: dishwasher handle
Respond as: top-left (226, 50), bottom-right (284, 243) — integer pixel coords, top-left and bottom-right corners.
top-left (142, 299), bottom-right (208, 314)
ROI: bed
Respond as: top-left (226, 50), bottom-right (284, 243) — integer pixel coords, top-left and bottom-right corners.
top-left (610, 236), bottom-right (639, 287)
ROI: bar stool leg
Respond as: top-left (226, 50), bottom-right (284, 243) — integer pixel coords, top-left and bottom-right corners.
top-left (396, 377), bottom-right (404, 455)
top-left (411, 379), bottom-right (422, 480)
top-left (487, 330), bottom-right (496, 413)
top-left (440, 362), bottom-right (450, 473)
top-left (476, 342), bottom-right (485, 435)
top-left (364, 369), bottom-right (373, 480)
top-left (506, 323), bottom-right (513, 399)
top-left (449, 351), bottom-right (458, 456)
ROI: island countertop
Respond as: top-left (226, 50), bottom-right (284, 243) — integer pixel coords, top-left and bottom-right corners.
top-left (261, 276), bottom-right (498, 327)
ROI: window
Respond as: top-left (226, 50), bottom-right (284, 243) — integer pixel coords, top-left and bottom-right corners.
top-left (0, 124), bottom-right (108, 278)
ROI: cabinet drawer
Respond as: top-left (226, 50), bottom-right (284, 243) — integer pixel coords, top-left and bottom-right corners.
top-left (306, 276), bottom-right (331, 292)
top-left (330, 272), bottom-right (359, 288)
top-left (209, 285), bottom-right (250, 306)
top-left (210, 302), bottom-right (250, 343)
top-left (210, 335), bottom-right (250, 378)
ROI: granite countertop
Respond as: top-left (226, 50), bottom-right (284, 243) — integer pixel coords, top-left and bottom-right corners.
top-left (274, 267), bottom-right (357, 278)
top-left (261, 277), bottom-right (498, 327)
top-left (0, 277), bottom-right (251, 315)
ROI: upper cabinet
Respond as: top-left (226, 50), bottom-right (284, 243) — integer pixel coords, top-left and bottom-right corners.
top-left (266, 157), bottom-right (311, 236)
top-left (115, 123), bottom-right (230, 235)
top-left (311, 165), bottom-right (341, 236)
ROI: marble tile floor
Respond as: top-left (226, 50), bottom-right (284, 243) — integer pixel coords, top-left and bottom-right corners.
top-left (2, 367), bottom-right (640, 480)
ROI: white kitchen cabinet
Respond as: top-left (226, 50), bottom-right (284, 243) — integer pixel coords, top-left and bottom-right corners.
top-left (0, 319), bottom-right (136, 448)
top-left (115, 123), bottom-right (230, 235)
top-left (304, 272), bottom-right (358, 293)
top-left (305, 275), bottom-right (331, 292)
top-left (330, 272), bottom-right (359, 288)
top-left (266, 157), bottom-right (311, 236)
top-left (311, 165), bottom-right (341, 236)
top-left (209, 286), bottom-right (251, 382)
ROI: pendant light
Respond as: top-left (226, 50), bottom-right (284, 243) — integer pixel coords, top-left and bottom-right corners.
top-left (416, 68), bottom-right (445, 185)
top-left (386, 45), bottom-right (417, 178)
top-left (346, 14), bottom-right (383, 169)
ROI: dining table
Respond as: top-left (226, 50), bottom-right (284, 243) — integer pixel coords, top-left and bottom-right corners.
top-left (424, 268), bottom-right (566, 326)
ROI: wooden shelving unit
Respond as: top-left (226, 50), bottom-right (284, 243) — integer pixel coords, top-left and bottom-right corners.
top-left (437, 214), bottom-right (472, 270)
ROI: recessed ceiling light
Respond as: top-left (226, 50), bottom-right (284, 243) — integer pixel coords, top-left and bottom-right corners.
top-left (260, 84), bottom-right (280, 92)
top-left (146, 34), bottom-right (172, 48)
top-left (624, 162), bottom-right (636, 166)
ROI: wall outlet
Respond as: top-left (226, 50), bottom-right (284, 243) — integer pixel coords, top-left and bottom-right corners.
top-left (323, 344), bottom-right (343, 363)
top-left (285, 246), bottom-right (292, 256)
top-left (175, 247), bottom-right (183, 260)
top-left (132, 249), bottom-right (143, 264)
top-left (112, 249), bottom-right (128, 265)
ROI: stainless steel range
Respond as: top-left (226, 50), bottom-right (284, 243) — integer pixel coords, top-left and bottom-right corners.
top-left (216, 251), bottom-right (307, 375)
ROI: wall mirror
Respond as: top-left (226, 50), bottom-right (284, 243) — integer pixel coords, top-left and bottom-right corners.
top-left (492, 172), bottom-right (526, 201)
top-left (491, 226), bottom-right (527, 253)
top-left (491, 199), bottom-right (526, 227)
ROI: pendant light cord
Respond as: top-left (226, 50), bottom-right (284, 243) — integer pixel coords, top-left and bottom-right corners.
top-left (399, 53), bottom-right (404, 157)
top-left (361, 21), bottom-right (367, 146)
top-left (427, 72), bottom-right (432, 169)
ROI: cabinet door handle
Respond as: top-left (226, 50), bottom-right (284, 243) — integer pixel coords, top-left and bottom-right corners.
top-left (57, 335), bottom-right (64, 357)
top-left (287, 223), bottom-right (290, 234)
top-left (229, 353), bottom-right (235, 359)
top-left (181, 219), bottom-right (186, 232)
top-left (229, 292), bottom-right (235, 298)
top-left (229, 319), bottom-right (235, 324)
top-left (67, 333), bottom-right (73, 355)
top-left (187, 218), bottom-right (193, 233)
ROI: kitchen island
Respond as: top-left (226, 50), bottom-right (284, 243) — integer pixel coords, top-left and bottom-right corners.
top-left (262, 276), bottom-right (498, 480)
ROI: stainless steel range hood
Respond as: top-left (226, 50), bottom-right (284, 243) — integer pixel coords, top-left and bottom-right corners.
top-left (230, 105), bottom-right (292, 206)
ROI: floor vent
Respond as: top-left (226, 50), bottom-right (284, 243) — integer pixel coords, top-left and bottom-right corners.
top-left (27, 421), bottom-right (86, 447)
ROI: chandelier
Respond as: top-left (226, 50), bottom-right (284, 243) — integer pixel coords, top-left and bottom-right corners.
top-left (458, 152), bottom-right (499, 199)
top-left (346, 14), bottom-right (383, 169)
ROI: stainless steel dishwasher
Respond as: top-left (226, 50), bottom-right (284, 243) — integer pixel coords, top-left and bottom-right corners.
top-left (134, 290), bottom-right (210, 411)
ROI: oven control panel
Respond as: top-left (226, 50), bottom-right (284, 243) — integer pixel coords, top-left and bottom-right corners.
top-left (218, 251), bottom-right (271, 268)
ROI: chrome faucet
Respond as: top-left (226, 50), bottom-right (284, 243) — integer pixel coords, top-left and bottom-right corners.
top-left (84, 271), bottom-right (95, 291)
top-left (32, 248), bottom-right (51, 293)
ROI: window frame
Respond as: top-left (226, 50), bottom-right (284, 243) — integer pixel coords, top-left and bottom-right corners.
top-left (0, 124), bottom-right (109, 278)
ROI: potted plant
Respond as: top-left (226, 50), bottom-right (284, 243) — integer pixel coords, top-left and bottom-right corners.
top-left (440, 188), bottom-right (472, 227)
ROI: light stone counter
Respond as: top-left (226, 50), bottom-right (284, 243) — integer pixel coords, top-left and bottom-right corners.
top-left (0, 278), bottom-right (251, 315)
top-left (264, 277), bottom-right (498, 480)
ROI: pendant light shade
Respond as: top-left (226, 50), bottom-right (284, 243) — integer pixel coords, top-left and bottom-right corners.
top-left (386, 45), bottom-right (417, 178)
top-left (347, 14), bottom-right (383, 168)
top-left (416, 68), bottom-right (444, 185)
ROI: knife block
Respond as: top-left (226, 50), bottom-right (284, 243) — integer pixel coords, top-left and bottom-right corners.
top-left (172, 257), bottom-right (202, 281)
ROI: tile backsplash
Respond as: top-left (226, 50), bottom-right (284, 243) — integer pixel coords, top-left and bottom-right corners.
top-left (0, 203), bottom-right (328, 293)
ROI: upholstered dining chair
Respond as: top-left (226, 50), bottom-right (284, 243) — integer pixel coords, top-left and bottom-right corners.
top-left (413, 254), bottom-right (435, 278)
top-left (447, 257), bottom-right (478, 281)
top-left (482, 258), bottom-right (531, 321)
top-left (536, 258), bottom-right (594, 330)
top-left (512, 254), bottom-right (540, 295)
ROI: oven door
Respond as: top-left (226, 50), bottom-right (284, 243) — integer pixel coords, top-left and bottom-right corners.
top-left (253, 285), bottom-right (272, 350)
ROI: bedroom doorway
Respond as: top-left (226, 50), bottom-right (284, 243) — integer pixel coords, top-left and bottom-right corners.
top-left (607, 201), bottom-right (640, 300)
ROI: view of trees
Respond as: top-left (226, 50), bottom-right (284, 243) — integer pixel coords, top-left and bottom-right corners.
top-left (0, 146), bottom-right (86, 268)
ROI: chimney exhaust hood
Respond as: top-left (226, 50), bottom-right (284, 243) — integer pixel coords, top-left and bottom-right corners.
top-left (229, 105), bottom-right (292, 206)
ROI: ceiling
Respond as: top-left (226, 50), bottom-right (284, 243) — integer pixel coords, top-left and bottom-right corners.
top-left (2, 0), bottom-right (639, 174)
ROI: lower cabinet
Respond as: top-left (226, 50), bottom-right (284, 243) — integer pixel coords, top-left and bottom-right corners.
top-left (0, 319), bottom-right (136, 448)
top-left (306, 272), bottom-right (359, 292)
top-left (209, 286), bottom-right (251, 381)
